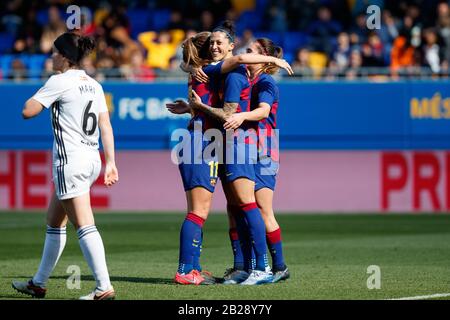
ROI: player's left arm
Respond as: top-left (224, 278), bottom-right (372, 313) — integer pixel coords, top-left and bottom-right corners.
top-left (97, 86), bottom-right (118, 187)
top-left (221, 54), bottom-right (293, 75)
top-left (99, 111), bottom-right (119, 187)
top-left (22, 99), bottom-right (44, 119)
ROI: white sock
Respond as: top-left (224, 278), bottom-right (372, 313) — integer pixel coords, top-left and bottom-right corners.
top-left (77, 225), bottom-right (112, 291)
top-left (32, 226), bottom-right (67, 287)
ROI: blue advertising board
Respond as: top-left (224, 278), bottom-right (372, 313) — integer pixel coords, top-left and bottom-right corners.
top-left (0, 80), bottom-right (449, 150)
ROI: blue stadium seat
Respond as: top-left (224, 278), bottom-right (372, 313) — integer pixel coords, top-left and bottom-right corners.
top-left (36, 9), bottom-right (49, 26)
top-left (0, 54), bottom-right (14, 78)
top-left (28, 54), bottom-right (48, 79)
top-left (283, 51), bottom-right (294, 64)
top-left (282, 32), bottom-right (309, 54)
top-left (0, 32), bottom-right (15, 53)
top-left (128, 10), bottom-right (152, 38)
top-left (236, 10), bottom-right (262, 35)
top-left (150, 9), bottom-right (171, 31)
top-left (253, 31), bottom-right (283, 46)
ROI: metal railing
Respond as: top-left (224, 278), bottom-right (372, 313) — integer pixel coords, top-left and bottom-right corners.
top-left (1, 66), bottom-right (449, 82)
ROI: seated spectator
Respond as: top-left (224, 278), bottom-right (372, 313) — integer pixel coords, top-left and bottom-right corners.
top-left (331, 32), bottom-right (351, 70)
top-left (121, 50), bottom-right (156, 82)
top-left (345, 49), bottom-right (363, 80)
top-left (110, 26), bottom-right (141, 65)
top-left (422, 28), bottom-right (441, 74)
top-left (307, 6), bottom-right (342, 55)
top-left (40, 5), bottom-right (67, 54)
top-left (13, 9), bottom-right (42, 54)
top-left (138, 29), bottom-right (185, 70)
top-left (41, 57), bottom-right (54, 79)
top-left (292, 47), bottom-right (314, 78)
top-left (234, 29), bottom-right (255, 55)
top-left (361, 32), bottom-right (385, 67)
top-left (390, 33), bottom-right (415, 77)
top-left (9, 58), bottom-right (27, 80)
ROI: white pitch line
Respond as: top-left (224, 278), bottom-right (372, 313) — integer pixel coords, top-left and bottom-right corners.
top-left (387, 293), bottom-right (450, 300)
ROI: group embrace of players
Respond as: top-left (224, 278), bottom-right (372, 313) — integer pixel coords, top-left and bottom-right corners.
top-left (11, 20), bottom-right (293, 301)
top-left (167, 20), bottom-right (293, 286)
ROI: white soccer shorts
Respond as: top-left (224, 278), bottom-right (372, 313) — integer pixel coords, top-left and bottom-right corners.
top-left (52, 155), bottom-right (101, 200)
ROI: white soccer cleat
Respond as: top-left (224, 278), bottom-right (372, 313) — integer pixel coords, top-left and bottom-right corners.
top-left (12, 279), bottom-right (47, 298)
top-left (222, 268), bottom-right (250, 284)
top-left (240, 269), bottom-right (274, 285)
top-left (79, 287), bottom-right (116, 300)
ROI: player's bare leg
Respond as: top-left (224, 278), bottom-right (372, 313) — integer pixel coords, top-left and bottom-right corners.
top-left (255, 188), bottom-right (278, 232)
top-left (61, 192), bottom-right (115, 300)
top-left (255, 188), bottom-right (289, 282)
top-left (12, 193), bottom-right (68, 298)
top-left (186, 187), bottom-right (213, 220)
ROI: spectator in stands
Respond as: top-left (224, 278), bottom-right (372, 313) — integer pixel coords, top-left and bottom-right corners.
top-left (78, 6), bottom-right (97, 36)
top-left (292, 47), bottom-right (314, 78)
top-left (266, 4), bottom-right (288, 32)
top-left (234, 29), bottom-right (255, 55)
top-left (345, 49), bottom-right (363, 80)
top-left (199, 10), bottom-right (215, 31)
top-left (167, 10), bottom-right (185, 30)
top-left (110, 26), bottom-right (141, 65)
top-left (120, 49), bottom-right (155, 82)
top-left (331, 32), bottom-right (351, 70)
top-left (41, 57), bottom-right (53, 79)
top-left (80, 56), bottom-right (96, 77)
top-left (1, 0), bottom-right (23, 37)
top-left (361, 32), bottom-right (385, 67)
top-left (436, 2), bottom-right (450, 68)
top-left (40, 6), bottom-right (67, 54)
top-left (390, 32), bottom-right (415, 78)
top-left (286, 0), bottom-right (319, 31)
top-left (13, 9), bottom-right (42, 53)
top-left (422, 28), bottom-right (442, 74)
top-left (307, 6), bottom-right (342, 55)
top-left (350, 13), bottom-right (369, 43)
top-left (9, 57), bottom-right (26, 80)
top-left (377, 10), bottom-right (400, 46)
top-left (138, 29), bottom-right (185, 70)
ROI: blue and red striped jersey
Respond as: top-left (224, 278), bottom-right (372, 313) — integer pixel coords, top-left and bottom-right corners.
top-left (224, 65), bottom-right (255, 144)
top-left (250, 73), bottom-right (279, 160)
top-left (187, 61), bottom-right (225, 131)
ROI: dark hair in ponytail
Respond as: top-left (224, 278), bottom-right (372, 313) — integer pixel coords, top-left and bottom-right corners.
top-left (213, 20), bottom-right (236, 43)
top-left (76, 35), bottom-right (96, 63)
top-left (256, 38), bottom-right (283, 74)
top-left (182, 31), bottom-right (211, 67)
top-left (54, 32), bottom-right (95, 66)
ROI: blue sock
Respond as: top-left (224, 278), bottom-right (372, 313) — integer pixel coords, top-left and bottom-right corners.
top-left (267, 228), bottom-right (286, 271)
top-left (240, 203), bottom-right (269, 271)
top-left (193, 230), bottom-right (203, 271)
top-left (229, 228), bottom-right (245, 270)
top-left (178, 212), bottom-right (204, 274)
top-left (234, 211), bottom-right (256, 272)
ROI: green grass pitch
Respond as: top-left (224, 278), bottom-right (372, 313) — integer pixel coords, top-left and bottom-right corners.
top-left (1, 212), bottom-right (450, 300)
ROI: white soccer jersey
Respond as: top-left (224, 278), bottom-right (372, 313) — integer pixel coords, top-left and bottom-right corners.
top-left (33, 69), bottom-right (108, 166)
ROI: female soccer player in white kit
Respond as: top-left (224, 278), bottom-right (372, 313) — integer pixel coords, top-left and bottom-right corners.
top-left (12, 32), bottom-right (118, 300)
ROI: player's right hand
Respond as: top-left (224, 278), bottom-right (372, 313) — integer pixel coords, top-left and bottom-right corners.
top-left (191, 67), bottom-right (209, 83)
top-left (166, 99), bottom-right (191, 114)
top-left (275, 59), bottom-right (294, 76)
